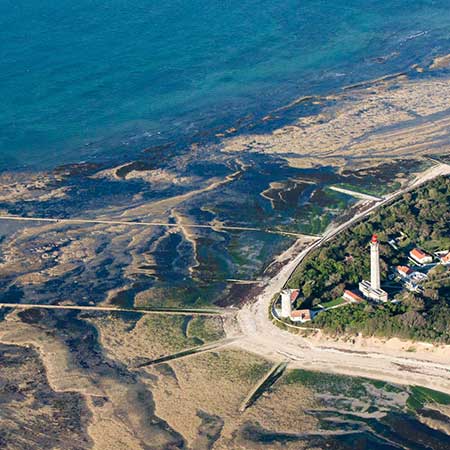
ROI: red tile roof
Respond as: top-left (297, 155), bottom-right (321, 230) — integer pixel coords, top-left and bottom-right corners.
top-left (291, 309), bottom-right (311, 320)
top-left (290, 289), bottom-right (300, 303)
top-left (396, 265), bottom-right (412, 276)
top-left (343, 290), bottom-right (364, 303)
top-left (442, 252), bottom-right (450, 263)
top-left (410, 248), bottom-right (431, 261)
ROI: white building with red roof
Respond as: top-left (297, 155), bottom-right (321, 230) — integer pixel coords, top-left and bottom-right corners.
top-left (290, 309), bottom-right (311, 323)
top-left (409, 248), bottom-right (433, 265)
top-left (396, 265), bottom-right (413, 278)
top-left (343, 290), bottom-right (364, 303)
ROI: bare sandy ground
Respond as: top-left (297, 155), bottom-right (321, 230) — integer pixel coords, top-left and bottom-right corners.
top-left (145, 348), bottom-right (316, 449)
top-left (430, 53), bottom-right (450, 70)
top-left (0, 171), bottom-right (70, 203)
top-left (91, 164), bottom-right (196, 186)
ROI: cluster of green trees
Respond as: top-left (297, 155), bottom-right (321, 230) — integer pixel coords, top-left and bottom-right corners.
top-left (313, 299), bottom-right (450, 343)
top-left (288, 176), bottom-right (450, 343)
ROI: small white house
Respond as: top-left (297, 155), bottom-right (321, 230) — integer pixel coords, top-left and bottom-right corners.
top-left (343, 290), bottom-right (364, 303)
top-left (409, 248), bottom-right (433, 265)
top-left (396, 265), bottom-right (413, 278)
top-left (290, 309), bottom-right (311, 323)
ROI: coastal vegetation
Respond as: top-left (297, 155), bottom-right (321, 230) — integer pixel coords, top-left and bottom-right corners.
top-left (284, 369), bottom-right (407, 402)
top-left (144, 315), bottom-right (225, 350)
top-left (332, 180), bottom-right (402, 197)
top-left (147, 349), bottom-right (279, 448)
top-left (407, 386), bottom-right (450, 412)
top-left (288, 176), bottom-right (450, 343)
top-left (284, 369), bottom-right (450, 433)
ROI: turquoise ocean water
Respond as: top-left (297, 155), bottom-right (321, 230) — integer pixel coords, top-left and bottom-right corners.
top-left (1, 0), bottom-right (450, 171)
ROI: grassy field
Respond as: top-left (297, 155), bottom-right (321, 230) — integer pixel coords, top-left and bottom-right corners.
top-left (320, 297), bottom-right (347, 309)
top-left (407, 385), bottom-right (450, 411)
top-left (144, 315), bottom-right (225, 352)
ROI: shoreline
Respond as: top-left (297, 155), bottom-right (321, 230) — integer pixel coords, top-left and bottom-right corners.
top-left (2, 52), bottom-right (448, 177)
top-left (221, 58), bottom-right (450, 171)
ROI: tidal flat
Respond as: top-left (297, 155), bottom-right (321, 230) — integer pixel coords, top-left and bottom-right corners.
top-left (2, 60), bottom-right (450, 448)
top-left (223, 60), bottom-right (450, 170)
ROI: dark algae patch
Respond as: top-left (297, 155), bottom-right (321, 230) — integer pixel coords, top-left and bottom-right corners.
top-left (407, 385), bottom-right (450, 411)
top-left (192, 410), bottom-right (224, 450)
top-left (0, 343), bottom-right (92, 450)
top-left (239, 422), bottom-right (402, 449)
top-left (115, 160), bottom-right (155, 178)
top-left (277, 369), bottom-right (450, 450)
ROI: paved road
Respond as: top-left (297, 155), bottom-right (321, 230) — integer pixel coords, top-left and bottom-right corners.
top-left (231, 161), bottom-right (450, 395)
top-left (0, 214), bottom-right (316, 239)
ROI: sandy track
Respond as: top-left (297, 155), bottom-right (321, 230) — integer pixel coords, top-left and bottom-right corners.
top-left (0, 214), bottom-right (315, 238)
top-left (0, 302), bottom-right (229, 316)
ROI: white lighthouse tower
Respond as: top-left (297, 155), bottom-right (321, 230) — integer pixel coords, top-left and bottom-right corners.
top-left (280, 289), bottom-right (292, 318)
top-left (359, 234), bottom-right (388, 302)
top-left (370, 234), bottom-right (381, 290)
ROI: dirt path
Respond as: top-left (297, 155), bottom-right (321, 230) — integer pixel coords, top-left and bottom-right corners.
top-left (0, 214), bottom-right (315, 239)
top-left (0, 302), bottom-right (229, 316)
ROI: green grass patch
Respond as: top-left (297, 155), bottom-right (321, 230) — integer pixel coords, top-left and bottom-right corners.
top-left (331, 183), bottom-right (377, 196)
top-left (332, 180), bottom-right (401, 197)
top-left (284, 369), bottom-right (368, 398)
top-left (366, 379), bottom-right (403, 394)
top-left (144, 315), bottom-right (202, 351)
top-left (320, 297), bottom-right (347, 309)
top-left (198, 350), bottom-right (272, 383)
top-left (187, 316), bottom-right (224, 343)
top-left (144, 315), bottom-right (225, 352)
top-left (407, 385), bottom-right (450, 411)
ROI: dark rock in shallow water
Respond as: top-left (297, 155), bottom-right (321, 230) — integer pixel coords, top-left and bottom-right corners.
top-left (115, 160), bottom-right (155, 178)
top-left (53, 162), bottom-right (103, 177)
